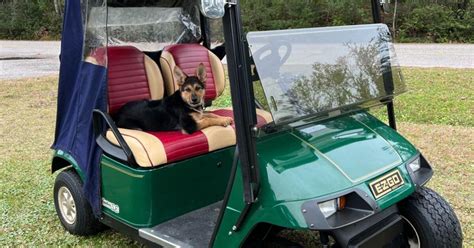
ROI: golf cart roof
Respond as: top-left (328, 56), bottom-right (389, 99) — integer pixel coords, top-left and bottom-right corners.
top-left (248, 24), bottom-right (406, 125)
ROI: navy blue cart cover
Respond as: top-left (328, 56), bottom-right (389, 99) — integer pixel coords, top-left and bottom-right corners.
top-left (52, 0), bottom-right (107, 216)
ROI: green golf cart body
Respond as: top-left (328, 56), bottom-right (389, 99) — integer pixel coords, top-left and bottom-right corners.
top-left (51, 0), bottom-right (462, 247)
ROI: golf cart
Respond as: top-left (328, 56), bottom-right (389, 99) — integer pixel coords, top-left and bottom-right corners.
top-left (51, 0), bottom-right (462, 247)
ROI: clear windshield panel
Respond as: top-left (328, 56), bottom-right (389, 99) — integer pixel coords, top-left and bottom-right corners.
top-left (83, 0), bottom-right (108, 66)
top-left (247, 24), bottom-right (406, 125)
top-left (87, 1), bottom-right (201, 52)
top-left (105, 6), bottom-right (200, 50)
top-left (209, 18), bottom-right (224, 48)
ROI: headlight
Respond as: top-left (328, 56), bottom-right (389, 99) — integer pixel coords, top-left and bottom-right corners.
top-left (318, 199), bottom-right (337, 218)
top-left (408, 157), bottom-right (421, 172)
top-left (302, 192), bottom-right (374, 230)
top-left (318, 197), bottom-right (346, 218)
top-left (405, 154), bottom-right (433, 187)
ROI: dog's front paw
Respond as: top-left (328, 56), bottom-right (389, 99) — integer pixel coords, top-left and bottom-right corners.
top-left (219, 117), bottom-right (233, 127)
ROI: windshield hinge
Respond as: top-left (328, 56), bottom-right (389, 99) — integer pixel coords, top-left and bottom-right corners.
top-left (251, 125), bottom-right (259, 137)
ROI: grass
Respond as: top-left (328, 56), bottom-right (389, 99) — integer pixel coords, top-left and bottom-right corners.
top-left (372, 68), bottom-right (474, 126)
top-left (0, 68), bottom-right (473, 246)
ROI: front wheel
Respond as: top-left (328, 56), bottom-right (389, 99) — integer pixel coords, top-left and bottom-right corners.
top-left (54, 168), bottom-right (105, 236)
top-left (399, 187), bottom-right (462, 248)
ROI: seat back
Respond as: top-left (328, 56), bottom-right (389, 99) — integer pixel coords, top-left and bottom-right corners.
top-left (160, 44), bottom-right (225, 104)
top-left (86, 46), bottom-right (165, 114)
top-left (107, 46), bottom-right (165, 114)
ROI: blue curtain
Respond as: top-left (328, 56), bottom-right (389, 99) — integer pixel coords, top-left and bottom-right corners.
top-left (52, 0), bottom-right (107, 216)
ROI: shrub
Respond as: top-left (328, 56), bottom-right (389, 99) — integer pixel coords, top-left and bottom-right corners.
top-left (241, 0), bottom-right (372, 32)
top-left (398, 4), bottom-right (474, 43)
top-left (0, 0), bottom-right (61, 40)
top-left (0, 0), bottom-right (472, 43)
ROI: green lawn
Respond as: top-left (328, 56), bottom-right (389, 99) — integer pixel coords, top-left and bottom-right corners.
top-left (0, 68), bottom-right (472, 246)
top-left (371, 68), bottom-right (474, 126)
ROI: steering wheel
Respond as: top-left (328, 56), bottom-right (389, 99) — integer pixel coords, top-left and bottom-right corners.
top-left (252, 40), bottom-right (292, 73)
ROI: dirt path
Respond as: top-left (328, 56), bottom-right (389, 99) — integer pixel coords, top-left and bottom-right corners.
top-left (395, 43), bottom-right (474, 69)
top-left (1, 41), bottom-right (473, 80)
top-left (0, 41), bottom-right (60, 79)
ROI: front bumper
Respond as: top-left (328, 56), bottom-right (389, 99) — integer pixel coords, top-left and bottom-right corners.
top-left (298, 155), bottom-right (435, 247)
top-left (300, 155), bottom-right (433, 231)
top-left (331, 205), bottom-right (405, 247)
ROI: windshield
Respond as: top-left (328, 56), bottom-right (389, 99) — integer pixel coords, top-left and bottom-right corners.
top-left (247, 24), bottom-right (406, 125)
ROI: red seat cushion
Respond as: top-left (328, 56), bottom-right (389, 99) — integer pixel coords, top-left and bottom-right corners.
top-left (86, 46), bottom-right (165, 115)
top-left (106, 108), bottom-right (273, 167)
top-left (145, 130), bottom-right (209, 163)
top-left (161, 44), bottom-right (226, 102)
top-left (106, 125), bottom-right (236, 167)
top-left (107, 46), bottom-right (151, 114)
top-left (139, 108), bottom-right (272, 164)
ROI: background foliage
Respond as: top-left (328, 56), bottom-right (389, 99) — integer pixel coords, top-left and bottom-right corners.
top-left (0, 0), bottom-right (62, 40)
top-left (0, 0), bottom-right (472, 42)
top-left (241, 0), bottom-right (473, 43)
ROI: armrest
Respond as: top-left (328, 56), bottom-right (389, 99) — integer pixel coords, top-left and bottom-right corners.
top-left (92, 109), bottom-right (138, 167)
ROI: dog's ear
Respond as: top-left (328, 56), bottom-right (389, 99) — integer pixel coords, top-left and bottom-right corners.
top-left (195, 63), bottom-right (207, 83)
top-left (174, 65), bottom-right (187, 86)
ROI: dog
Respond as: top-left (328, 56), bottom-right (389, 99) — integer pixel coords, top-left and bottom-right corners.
top-left (113, 63), bottom-right (233, 134)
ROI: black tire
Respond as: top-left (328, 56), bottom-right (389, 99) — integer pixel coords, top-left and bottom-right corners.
top-left (54, 168), bottom-right (105, 236)
top-left (399, 187), bottom-right (462, 248)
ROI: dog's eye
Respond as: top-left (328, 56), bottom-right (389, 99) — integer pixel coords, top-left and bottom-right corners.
top-left (195, 86), bottom-right (202, 91)
top-left (185, 88), bottom-right (192, 92)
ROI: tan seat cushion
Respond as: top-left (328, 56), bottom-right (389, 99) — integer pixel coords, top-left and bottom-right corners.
top-left (106, 108), bottom-right (273, 168)
top-left (106, 126), bottom-right (236, 167)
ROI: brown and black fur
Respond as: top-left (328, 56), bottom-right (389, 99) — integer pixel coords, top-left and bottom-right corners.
top-left (113, 63), bottom-right (232, 134)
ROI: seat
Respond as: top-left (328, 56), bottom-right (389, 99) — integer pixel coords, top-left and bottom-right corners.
top-left (106, 46), bottom-right (165, 113)
top-left (99, 46), bottom-right (239, 167)
top-left (159, 43), bottom-right (273, 127)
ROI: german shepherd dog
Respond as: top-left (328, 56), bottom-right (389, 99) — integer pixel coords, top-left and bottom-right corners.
top-left (113, 63), bottom-right (233, 134)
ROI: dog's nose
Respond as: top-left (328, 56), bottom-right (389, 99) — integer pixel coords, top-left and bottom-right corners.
top-left (191, 95), bottom-right (198, 103)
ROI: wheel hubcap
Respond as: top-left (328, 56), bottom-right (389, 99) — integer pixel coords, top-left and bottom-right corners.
top-left (401, 216), bottom-right (421, 248)
top-left (58, 186), bottom-right (76, 225)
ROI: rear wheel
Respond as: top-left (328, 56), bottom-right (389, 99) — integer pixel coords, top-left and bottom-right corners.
top-left (54, 168), bottom-right (105, 236)
top-left (399, 186), bottom-right (462, 248)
